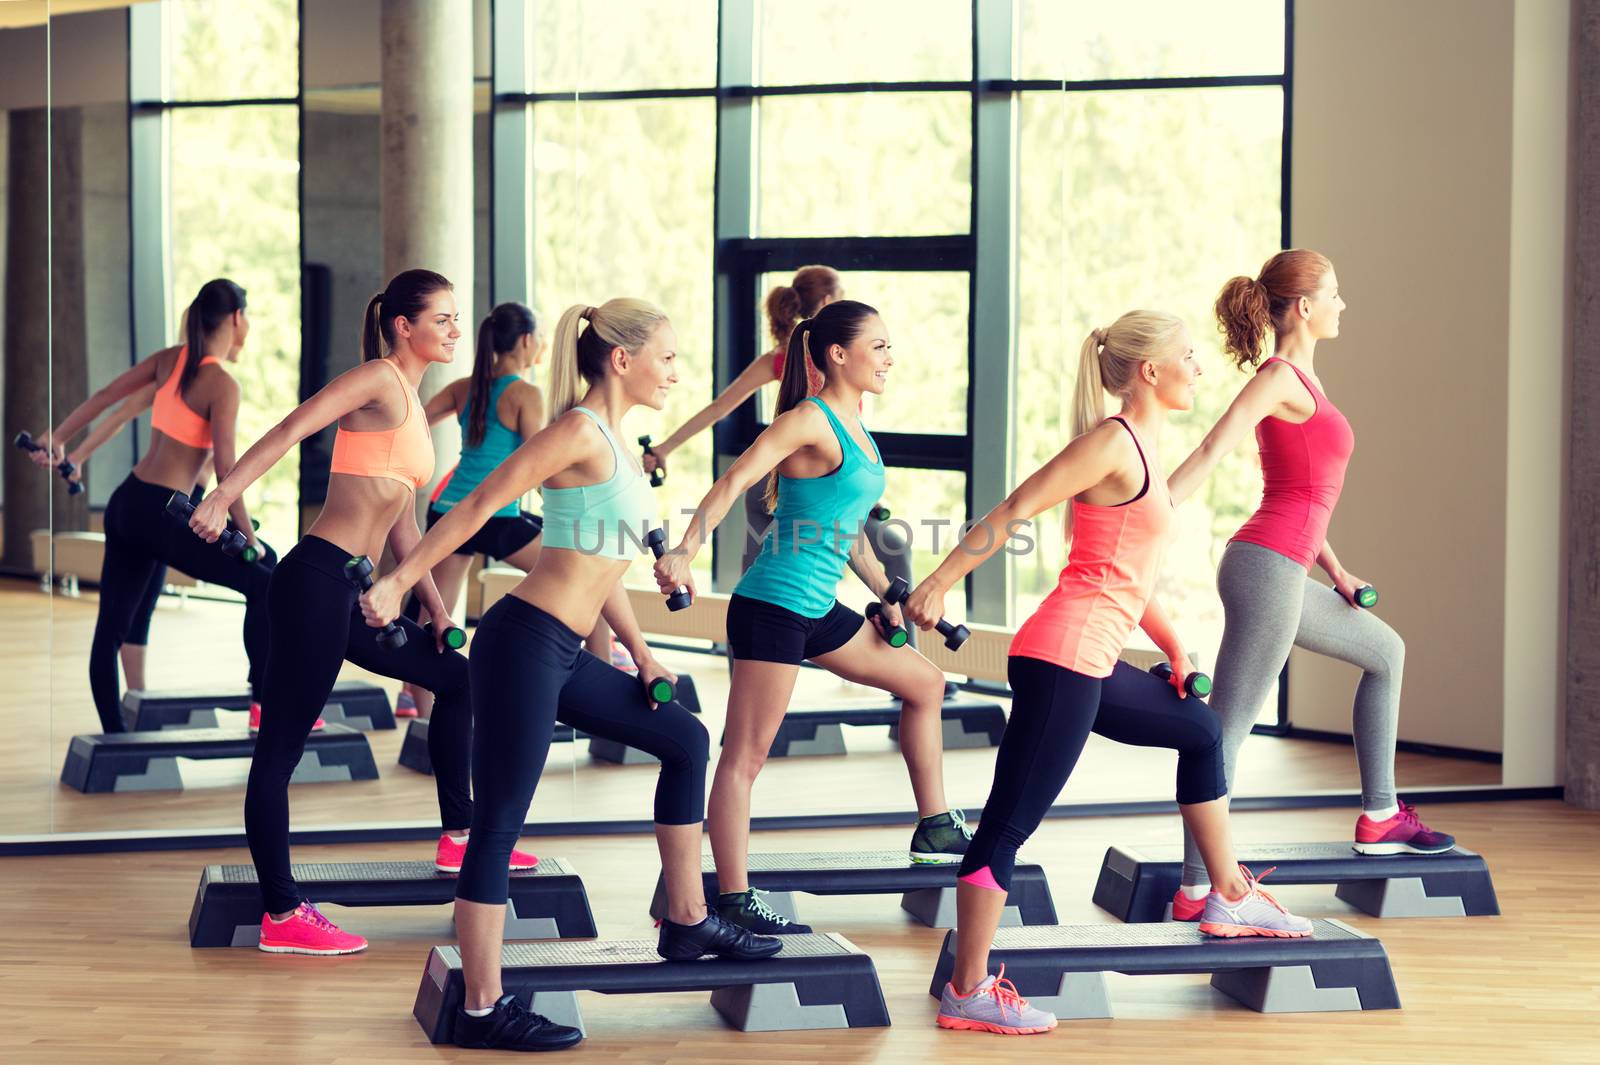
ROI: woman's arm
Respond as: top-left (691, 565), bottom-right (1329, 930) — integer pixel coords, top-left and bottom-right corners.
top-left (63, 381), bottom-right (159, 473)
top-left (1315, 539), bottom-right (1369, 607)
top-left (41, 351), bottom-right (165, 457)
top-left (385, 504), bottom-right (454, 647)
top-left (511, 382), bottom-right (547, 438)
top-left (1136, 594), bottom-right (1191, 696)
top-left (598, 581), bottom-right (675, 706)
top-left (1167, 362), bottom-right (1294, 505)
top-left (902, 423), bottom-right (1127, 629)
top-left (205, 376), bottom-right (259, 549)
top-left (359, 411), bottom-right (594, 625)
top-left (422, 378), bottom-right (467, 426)
top-left (643, 352), bottom-right (779, 477)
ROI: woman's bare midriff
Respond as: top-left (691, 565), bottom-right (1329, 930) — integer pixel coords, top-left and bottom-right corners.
top-left (305, 473), bottom-right (417, 561)
top-left (132, 432), bottom-right (211, 495)
top-left (507, 548), bottom-right (632, 636)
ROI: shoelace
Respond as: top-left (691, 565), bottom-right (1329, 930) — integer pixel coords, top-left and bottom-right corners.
top-left (984, 972), bottom-right (1031, 1020)
top-left (1395, 803), bottom-right (1423, 828)
top-left (948, 808), bottom-right (974, 841)
top-left (1239, 865), bottom-right (1289, 914)
top-left (298, 902), bottom-right (339, 933)
top-left (493, 998), bottom-right (558, 1040)
top-left (745, 889), bottom-right (791, 927)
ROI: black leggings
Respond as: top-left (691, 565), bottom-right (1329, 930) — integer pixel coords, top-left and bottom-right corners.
top-left (125, 486), bottom-right (205, 647)
top-left (91, 474), bottom-right (272, 732)
top-left (958, 656), bottom-right (1227, 891)
top-left (244, 534), bottom-right (473, 914)
top-left (455, 594), bottom-right (710, 905)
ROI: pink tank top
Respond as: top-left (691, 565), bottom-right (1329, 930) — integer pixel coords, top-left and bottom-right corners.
top-left (1010, 417), bottom-right (1174, 678)
top-left (1230, 357), bottom-right (1354, 570)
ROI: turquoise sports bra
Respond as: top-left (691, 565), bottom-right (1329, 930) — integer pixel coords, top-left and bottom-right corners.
top-left (436, 375), bottom-right (523, 518)
top-left (540, 406), bottom-right (657, 561)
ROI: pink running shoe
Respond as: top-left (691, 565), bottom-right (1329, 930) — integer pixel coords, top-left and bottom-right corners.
top-left (610, 638), bottom-right (638, 673)
top-left (1354, 803), bottom-right (1456, 855)
top-left (1198, 865), bottom-right (1313, 939)
top-left (394, 691), bottom-right (419, 718)
top-left (257, 902), bottom-right (367, 955)
top-left (1170, 888), bottom-right (1206, 922)
top-left (248, 703), bottom-right (325, 734)
top-left (434, 833), bottom-right (539, 874)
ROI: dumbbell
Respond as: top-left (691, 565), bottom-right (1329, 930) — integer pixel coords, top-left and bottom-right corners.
top-left (864, 602), bottom-right (909, 648)
top-left (424, 622), bottom-right (467, 650)
top-left (869, 503), bottom-right (891, 522)
top-left (1150, 662), bottom-right (1213, 699)
top-left (14, 431), bottom-right (84, 495)
top-left (883, 576), bottom-right (969, 650)
top-left (1354, 585), bottom-right (1378, 609)
top-left (344, 555), bottom-right (408, 650)
top-left (643, 674), bottom-right (676, 705)
top-left (164, 491), bottom-right (248, 557)
top-left (638, 435), bottom-right (665, 487)
top-left (645, 527), bottom-right (692, 611)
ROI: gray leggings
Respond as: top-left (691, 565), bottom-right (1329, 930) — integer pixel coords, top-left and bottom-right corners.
top-left (1180, 539), bottom-right (1405, 886)
top-left (740, 480), bottom-right (915, 646)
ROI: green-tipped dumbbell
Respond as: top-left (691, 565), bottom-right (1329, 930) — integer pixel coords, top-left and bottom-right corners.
top-left (639, 434), bottom-right (665, 487)
top-left (1150, 662), bottom-right (1213, 699)
top-left (1354, 585), bottom-right (1378, 609)
top-left (644, 675), bottom-right (676, 704)
top-left (344, 555), bottom-right (407, 650)
top-left (864, 602), bottom-right (909, 647)
top-left (425, 623), bottom-right (467, 650)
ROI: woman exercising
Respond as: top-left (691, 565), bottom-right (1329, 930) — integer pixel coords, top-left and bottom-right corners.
top-left (360, 298), bottom-right (780, 1053)
top-left (30, 279), bottom-right (271, 733)
top-left (904, 310), bottom-right (1312, 1037)
top-left (189, 269), bottom-right (534, 956)
top-left (1165, 250), bottom-right (1454, 912)
top-left (394, 301), bottom-right (548, 718)
top-left (654, 299), bottom-right (967, 938)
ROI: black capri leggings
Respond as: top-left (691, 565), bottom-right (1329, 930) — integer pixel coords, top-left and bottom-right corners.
top-left (455, 594), bottom-right (710, 905)
top-left (90, 474), bottom-right (272, 732)
top-left (958, 656), bottom-right (1227, 891)
top-left (244, 534), bottom-right (473, 915)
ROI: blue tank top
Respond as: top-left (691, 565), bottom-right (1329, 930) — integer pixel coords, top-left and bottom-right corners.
top-left (736, 396), bottom-right (885, 618)
top-left (436, 375), bottom-right (522, 518)
top-left (540, 406), bottom-right (658, 561)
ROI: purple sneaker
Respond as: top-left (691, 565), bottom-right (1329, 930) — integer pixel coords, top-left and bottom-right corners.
top-left (1354, 803), bottom-right (1456, 855)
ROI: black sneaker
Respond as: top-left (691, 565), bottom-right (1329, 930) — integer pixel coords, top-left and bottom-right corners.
top-left (910, 809), bottom-right (973, 864)
top-left (658, 908), bottom-right (785, 961)
top-left (715, 888), bottom-right (813, 934)
top-left (453, 993), bottom-right (583, 1052)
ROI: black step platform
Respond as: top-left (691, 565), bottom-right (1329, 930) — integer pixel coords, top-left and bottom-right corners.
top-left (189, 857), bottom-right (596, 947)
top-left (734, 696), bottom-right (1006, 758)
top-left (413, 932), bottom-right (889, 1041)
top-left (929, 919), bottom-right (1400, 1017)
top-left (62, 724), bottom-right (379, 793)
top-left (1092, 842), bottom-right (1500, 922)
top-left (121, 681), bottom-right (395, 732)
top-left (647, 850), bottom-right (1056, 929)
top-left (399, 675), bottom-right (702, 773)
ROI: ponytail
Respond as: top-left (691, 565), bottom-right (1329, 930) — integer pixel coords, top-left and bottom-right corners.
top-left (179, 278), bottom-right (247, 397)
top-left (362, 268), bottom-right (453, 362)
top-left (760, 297), bottom-right (878, 514)
top-left (548, 298), bottom-right (669, 421)
top-left (464, 302), bottom-right (537, 448)
top-left (1216, 249), bottom-right (1334, 370)
top-left (1071, 330), bottom-right (1108, 442)
top-left (1072, 311), bottom-right (1188, 441)
top-left (764, 264), bottom-right (842, 349)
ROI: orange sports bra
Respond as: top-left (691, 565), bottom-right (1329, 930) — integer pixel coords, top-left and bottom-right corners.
top-left (329, 357), bottom-right (435, 489)
top-left (151, 345), bottom-right (221, 449)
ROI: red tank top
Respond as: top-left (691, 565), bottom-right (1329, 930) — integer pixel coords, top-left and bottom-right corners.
top-left (1010, 417), bottom-right (1174, 678)
top-left (1230, 357), bottom-right (1354, 570)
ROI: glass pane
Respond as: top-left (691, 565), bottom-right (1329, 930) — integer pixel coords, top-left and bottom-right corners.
top-left (168, 105), bottom-right (302, 545)
top-left (167, 0), bottom-right (298, 101)
top-left (1018, 0), bottom-right (1285, 81)
top-left (1014, 87), bottom-right (1283, 676)
top-left (531, 98), bottom-right (717, 588)
top-left (757, 93), bottom-right (970, 238)
top-left (530, 0), bottom-right (717, 92)
top-left (757, 0), bottom-right (971, 85)
top-left (868, 466), bottom-right (969, 621)
top-left (753, 270), bottom-right (968, 435)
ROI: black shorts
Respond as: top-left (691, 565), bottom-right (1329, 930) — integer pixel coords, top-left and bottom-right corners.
top-left (726, 593), bottom-right (863, 664)
top-left (426, 505), bottom-right (543, 560)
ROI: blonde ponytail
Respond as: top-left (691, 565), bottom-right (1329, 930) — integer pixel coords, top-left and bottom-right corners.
top-left (1071, 310), bottom-right (1187, 440)
top-left (547, 298), bottom-right (670, 420)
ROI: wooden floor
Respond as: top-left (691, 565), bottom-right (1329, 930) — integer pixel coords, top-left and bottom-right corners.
top-left (3, 580), bottom-right (1499, 836)
top-left (0, 800), bottom-right (1596, 1063)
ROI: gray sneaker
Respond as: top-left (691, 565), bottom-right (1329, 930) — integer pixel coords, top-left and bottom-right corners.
top-left (936, 967), bottom-right (1057, 1035)
top-left (1198, 865), bottom-right (1314, 938)
top-left (910, 809), bottom-right (973, 864)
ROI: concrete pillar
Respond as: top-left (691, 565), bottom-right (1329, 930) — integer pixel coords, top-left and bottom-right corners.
top-left (49, 106), bottom-right (89, 534)
top-left (3, 109), bottom-right (53, 570)
top-left (1569, 0), bottom-right (1600, 809)
top-left (380, 0), bottom-right (475, 505)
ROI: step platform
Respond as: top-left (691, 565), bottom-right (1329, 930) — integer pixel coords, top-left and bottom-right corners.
top-left (928, 919), bottom-right (1400, 1017)
top-left (62, 724), bottom-right (379, 793)
top-left (736, 696), bottom-right (1006, 759)
top-left (189, 857), bottom-right (596, 947)
top-left (121, 681), bottom-right (395, 732)
top-left (413, 932), bottom-right (889, 1041)
top-left (1092, 842), bottom-right (1500, 922)
top-left (398, 675), bottom-right (702, 773)
top-left (647, 850), bottom-right (1056, 929)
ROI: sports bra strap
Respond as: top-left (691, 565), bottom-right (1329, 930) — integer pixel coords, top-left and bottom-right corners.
top-left (1105, 415), bottom-right (1151, 505)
